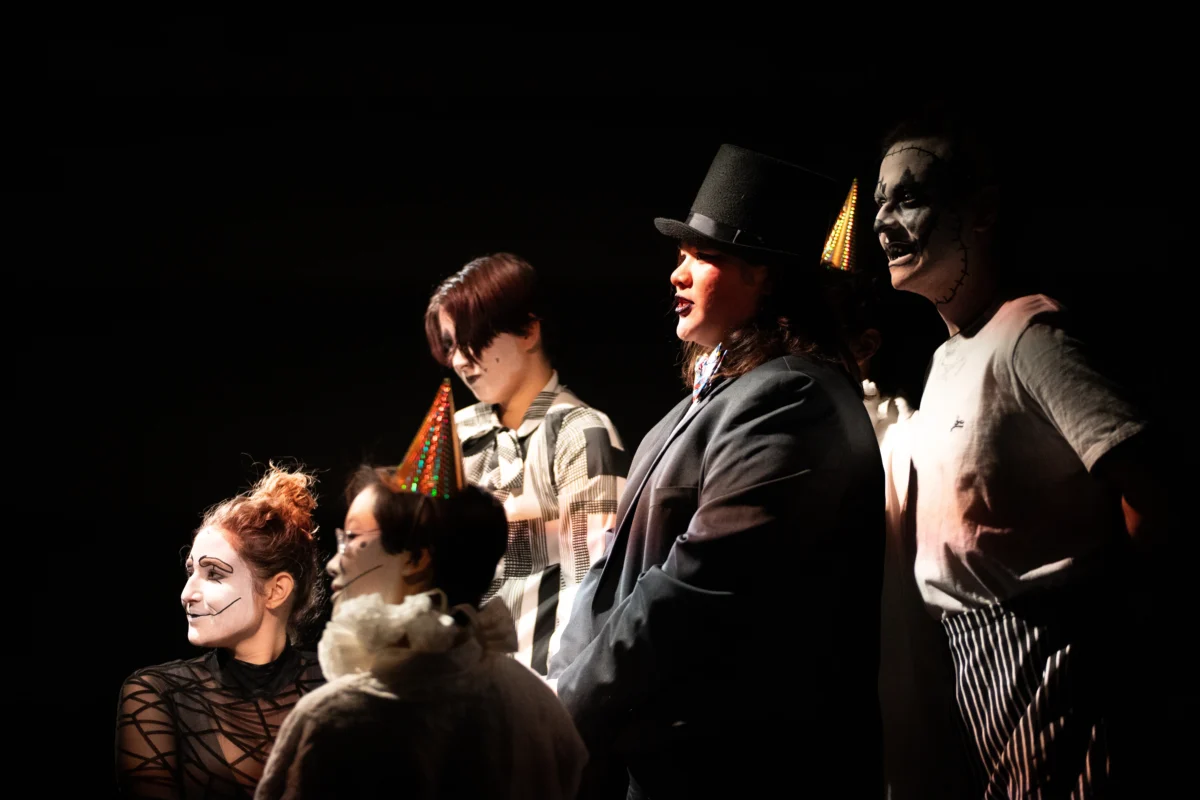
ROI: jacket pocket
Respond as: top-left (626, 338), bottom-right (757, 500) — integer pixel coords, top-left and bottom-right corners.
top-left (644, 485), bottom-right (699, 545)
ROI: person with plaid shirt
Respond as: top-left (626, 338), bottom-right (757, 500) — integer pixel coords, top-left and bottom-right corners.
top-left (425, 253), bottom-right (627, 676)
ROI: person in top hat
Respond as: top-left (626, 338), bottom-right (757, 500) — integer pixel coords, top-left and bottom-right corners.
top-left (255, 382), bottom-right (587, 800)
top-left (548, 144), bottom-right (886, 799)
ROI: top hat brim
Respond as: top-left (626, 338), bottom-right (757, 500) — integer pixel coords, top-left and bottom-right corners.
top-left (653, 217), bottom-right (806, 261)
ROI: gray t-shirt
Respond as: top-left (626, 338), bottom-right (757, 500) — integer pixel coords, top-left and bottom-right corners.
top-left (913, 294), bottom-right (1146, 615)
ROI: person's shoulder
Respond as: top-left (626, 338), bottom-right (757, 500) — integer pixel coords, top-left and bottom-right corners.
top-left (122, 653), bottom-right (211, 694)
top-left (546, 385), bottom-right (624, 447)
top-left (550, 384), bottom-right (613, 422)
top-left (295, 650), bottom-right (327, 688)
top-left (455, 401), bottom-right (493, 426)
top-left (735, 354), bottom-right (849, 402)
top-left (486, 654), bottom-right (577, 716)
top-left (288, 672), bottom-right (378, 724)
top-left (558, 404), bottom-right (619, 436)
top-left (995, 293), bottom-right (1071, 336)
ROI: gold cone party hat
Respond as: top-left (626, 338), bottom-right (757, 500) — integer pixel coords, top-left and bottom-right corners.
top-left (820, 178), bottom-right (859, 271)
top-left (387, 379), bottom-right (464, 498)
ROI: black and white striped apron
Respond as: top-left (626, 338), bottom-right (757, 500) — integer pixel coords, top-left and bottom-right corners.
top-left (942, 602), bottom-right (1114, 798)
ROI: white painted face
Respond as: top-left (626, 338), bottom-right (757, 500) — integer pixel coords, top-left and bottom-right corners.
top-left (182, 527), bottom-right (262, 649)
top-left (873, 137), bottom-right (973, 305)
top-left (326, 486), bottom-right (408, 613)
top-left (437, 308), bottom-right (534, 409)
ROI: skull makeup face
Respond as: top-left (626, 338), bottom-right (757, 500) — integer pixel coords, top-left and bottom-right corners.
top-left (874, 137), bottom-right (972, 305)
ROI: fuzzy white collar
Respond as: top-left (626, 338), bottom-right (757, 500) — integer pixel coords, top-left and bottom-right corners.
top-left (317, 592), bottom-right (459, 680)
top-left (317, 592), bottom-right (519, 680)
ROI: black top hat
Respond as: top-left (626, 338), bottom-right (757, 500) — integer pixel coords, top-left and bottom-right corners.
top-left (654, 144), bottom-right (842, 261)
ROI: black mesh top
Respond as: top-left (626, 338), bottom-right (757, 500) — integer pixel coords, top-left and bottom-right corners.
top-left (116, 643), bottom-right (324, 799)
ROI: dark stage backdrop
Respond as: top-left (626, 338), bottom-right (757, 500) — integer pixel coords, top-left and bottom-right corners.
top-left (7, 22), bottom-right (1181, 796)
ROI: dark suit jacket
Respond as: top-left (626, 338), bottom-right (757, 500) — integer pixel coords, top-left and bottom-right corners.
top-left (549, 354), bottom-right (885, 798)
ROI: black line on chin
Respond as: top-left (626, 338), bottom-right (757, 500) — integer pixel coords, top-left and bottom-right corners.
top-left (340, 564), bottom-right (383, 590)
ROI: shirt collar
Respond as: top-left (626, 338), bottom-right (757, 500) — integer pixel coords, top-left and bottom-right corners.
top-left (692, 344), bottom-right (725, 404)
top-left (457, 371), bottom-right (562, 442)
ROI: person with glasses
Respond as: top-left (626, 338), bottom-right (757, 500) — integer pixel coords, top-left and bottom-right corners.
top-left (256, 382), bottom-right (586, 800)
top-left (116, 464), bottom-right (327, 799)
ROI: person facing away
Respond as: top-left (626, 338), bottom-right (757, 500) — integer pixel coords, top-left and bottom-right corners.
top-left (255, 382), bottom-right (587, 800)
top-left (872, 102), bottom-right (1171, 797)
top-left (827, 261), bottom-right (973, 800)
top-left (549, 144), bottom-right (886, 800)
top-left (425, 252), bottom-right (627, 676)
top-left (116, 465), bottom-right (326, 799)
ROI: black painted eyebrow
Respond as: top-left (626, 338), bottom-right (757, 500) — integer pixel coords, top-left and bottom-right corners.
top-left (197, 556), bottom-right (234, 574)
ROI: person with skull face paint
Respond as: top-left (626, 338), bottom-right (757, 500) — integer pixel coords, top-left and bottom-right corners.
top-left (116, 465), bottom-right (326, 799)
top-left (548, 145), bottom-right (886, 799)
top-left (425, 252), bottom-right (627, 677)
top-left (255, 382), bottom-right (587, 800)
top-left (873, 106), bottom-right (1169, 796)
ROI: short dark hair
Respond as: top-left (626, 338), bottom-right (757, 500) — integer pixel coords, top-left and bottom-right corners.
top-left (880, 102), bottom-right (1000, 206)
top-left (826, 267), bottom-right (883, 345)
top-left (825, 267), bottom-right (903, 395)
top-left (425, 253), bottom-right (550, 366)
top-left (882, 102), bottom-right (1011, 271)
top-left (345, 467), bottom-right (507, 608)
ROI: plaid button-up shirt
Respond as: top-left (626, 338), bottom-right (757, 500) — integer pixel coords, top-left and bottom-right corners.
top-left (456, 372), bottom-right (627, 675)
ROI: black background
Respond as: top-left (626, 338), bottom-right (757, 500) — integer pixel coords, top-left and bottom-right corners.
top-left (6, 20), bottom-right (1182, 795)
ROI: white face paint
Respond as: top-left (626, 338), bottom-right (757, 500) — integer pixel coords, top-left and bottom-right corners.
top-left (182, 527), bottom-right (262, 649)
top-left (873, 137), bottom-right (973, 305)
top-left (327, 486), bottom-right (408, 613)
top-left (437, 308), bottom-right (533, 409)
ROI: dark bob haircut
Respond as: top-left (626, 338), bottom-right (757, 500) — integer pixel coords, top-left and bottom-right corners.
top-left (425, 253), bottom-right (551, 367)
top-left (345, 466), bottom-right (507, 608)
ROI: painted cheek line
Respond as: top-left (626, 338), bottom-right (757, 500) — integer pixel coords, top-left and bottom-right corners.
top-left (188, 597), bottom-right (243, 617)
top-left (340, 564), bottom-right (383, 590)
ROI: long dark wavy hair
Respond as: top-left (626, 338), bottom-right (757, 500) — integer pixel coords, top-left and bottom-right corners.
top-left (678, 245), bottom-right (860, 391)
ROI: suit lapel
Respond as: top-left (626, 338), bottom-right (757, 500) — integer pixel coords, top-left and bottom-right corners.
top-left (593, 377), bottom-right (736, 608)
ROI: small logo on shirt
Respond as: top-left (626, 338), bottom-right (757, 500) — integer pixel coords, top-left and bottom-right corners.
top-left (950, 416), bottom-right (964, 432)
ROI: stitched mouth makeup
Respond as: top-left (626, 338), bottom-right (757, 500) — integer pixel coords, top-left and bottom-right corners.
top-left (330, 564), bottom-right (384, 602)
top-left (182, 528), bottom-right (260, 647)
top-left (186, 597), bottom-right (243, 620)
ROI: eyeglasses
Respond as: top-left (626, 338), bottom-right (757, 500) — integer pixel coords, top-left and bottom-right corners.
top-left (334, 528), bottom-right (382, 555)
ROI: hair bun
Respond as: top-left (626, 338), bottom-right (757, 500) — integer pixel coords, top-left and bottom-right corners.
top-left (250, 463), bottom-right (318, 534)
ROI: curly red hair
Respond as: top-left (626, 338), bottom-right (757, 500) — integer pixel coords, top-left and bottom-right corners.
top-left (199, 463), bottom-right (324, 643)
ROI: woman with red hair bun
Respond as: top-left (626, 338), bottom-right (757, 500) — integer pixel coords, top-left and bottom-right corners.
top-left (115, 464), bottom-right (327, 799)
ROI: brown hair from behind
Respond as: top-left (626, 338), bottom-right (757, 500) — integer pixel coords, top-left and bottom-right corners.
top-left (425, 252), bottom-right (550, 366)
top-left (200, 463), bottom-right (325, 644)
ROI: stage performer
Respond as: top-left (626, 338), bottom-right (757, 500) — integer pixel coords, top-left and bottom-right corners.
top-left (549, 144), bottom-right (885, 799)
top-left (426, 252), bottom-right (627, 676)
top-left (255, 381), bottom-right (587, 800)
top-left (873, 104), bottom-right (1170, 797)
top-left (116, 465), bottom-right (326, 799)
